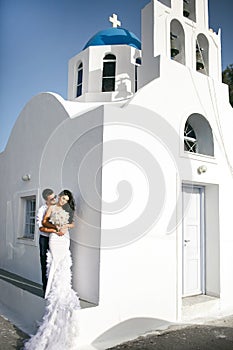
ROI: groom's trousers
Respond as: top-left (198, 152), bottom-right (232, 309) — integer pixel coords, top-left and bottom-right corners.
top-left (39, 235), bottom-right (49, 296)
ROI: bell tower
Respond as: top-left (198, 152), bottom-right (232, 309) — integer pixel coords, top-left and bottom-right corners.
top-left (139, 0), bottom-right (222, 87)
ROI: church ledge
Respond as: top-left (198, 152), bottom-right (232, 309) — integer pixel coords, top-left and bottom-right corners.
top-left (0, 268), bottom-right (43, 297)
top-left (74, 91), bottom-right (134, 104)
top-left (38, 91), bottom-right (129, 119)
top-left (0, 268), bottom-right (97, 309)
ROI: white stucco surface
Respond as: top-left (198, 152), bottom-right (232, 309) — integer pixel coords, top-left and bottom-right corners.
top-left (1, 0), bottom-right (233, 347)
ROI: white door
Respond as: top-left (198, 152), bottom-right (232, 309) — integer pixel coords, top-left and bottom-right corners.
top-left (182, 185), bottom-right (205, 297)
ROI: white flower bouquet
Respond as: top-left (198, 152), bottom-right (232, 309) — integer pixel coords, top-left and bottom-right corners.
top-left (50, 208), bottom-right (69, 230)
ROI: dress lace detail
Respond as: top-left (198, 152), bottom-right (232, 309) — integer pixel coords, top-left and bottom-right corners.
top-left (24, 206), bottom-right (80, 350)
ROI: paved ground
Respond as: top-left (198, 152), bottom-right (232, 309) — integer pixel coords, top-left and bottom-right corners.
top-left (108, 315), bottom-right (233, 350)
top-left (0, 314), bottom-right (28, 350)
top-left (1, 314), bottom-right (233, 349)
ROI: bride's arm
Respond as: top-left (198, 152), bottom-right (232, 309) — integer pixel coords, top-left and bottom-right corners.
top-left (41, 207), bottom-right (65, 236)
top-left (42, 207), bottom-right (57, 230)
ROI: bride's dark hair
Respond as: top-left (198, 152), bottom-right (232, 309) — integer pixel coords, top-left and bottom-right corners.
top-left (59, 189), bottom-right (75, 223)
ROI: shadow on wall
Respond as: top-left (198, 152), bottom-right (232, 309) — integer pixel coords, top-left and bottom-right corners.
top-left (88, 68), bottom-right (133, 100)
top-left (91, 317), bottom-right (172, 349)
top-left (115, 77), bottom-right (133, 100)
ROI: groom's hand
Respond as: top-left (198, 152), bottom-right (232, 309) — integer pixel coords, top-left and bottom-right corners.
top-left (56, 231), bottom-right (65, 236)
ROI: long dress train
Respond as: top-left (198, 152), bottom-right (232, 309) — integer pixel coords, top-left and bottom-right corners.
top-left (24, 230), bottom-right (80, 350)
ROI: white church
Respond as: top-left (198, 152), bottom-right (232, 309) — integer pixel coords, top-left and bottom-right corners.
top-left (1, 0), bottom-right (233, 348)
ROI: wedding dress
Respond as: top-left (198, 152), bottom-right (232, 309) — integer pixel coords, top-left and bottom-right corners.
top-left (24, 206), bottom-right (80, 350)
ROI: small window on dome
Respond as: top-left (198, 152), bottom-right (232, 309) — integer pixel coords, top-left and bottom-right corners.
top-left (135, 58), bottom-right (141, 93)
top-left (102, 54), bottom-right (116, 92)
top-left (76, 62), bottom-right (83, 97)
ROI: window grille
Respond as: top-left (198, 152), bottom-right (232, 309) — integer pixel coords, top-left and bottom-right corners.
top-left (184, 122), bottom-right (197, 153)
top-left (23, 196), bottom-right (36, 239)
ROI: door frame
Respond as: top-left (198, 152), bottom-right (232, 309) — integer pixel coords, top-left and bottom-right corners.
top-left (182, 184), bottom-right (206, 297)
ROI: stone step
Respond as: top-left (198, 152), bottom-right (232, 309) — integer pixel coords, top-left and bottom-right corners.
top-left (182, 295), bottom-right (221, 322)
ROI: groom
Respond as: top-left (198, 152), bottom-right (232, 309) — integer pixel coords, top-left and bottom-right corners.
top-left (36, 188), bottom-right (63, 296)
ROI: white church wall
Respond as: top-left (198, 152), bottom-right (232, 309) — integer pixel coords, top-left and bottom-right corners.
top-left (1, 1), bottom-right (233, 346)
top-left (98, 237), bottom-right (178, 322)
top-left (196, 0), bottom-right (209, 30)
top-left (141, 1), bottom-right (154, 63)
top-left (217, 177), bottom-right (233, 305)
top-left (207, 29), bottom-right (222, 81)
top-left (62, 106), bottom-right (104, 304)
top-left (205, 184), bottom-right (220, 297)
top-left (0, 93), bottom-right (105, 304)
top-left (37, 103), bottom-right (104, 304)
top-left (98, 103), bottom-right (180, 321)
top-left (0, 93), bottom-right (68, 280)
top-left (126, 54), bottom-right (233, 311)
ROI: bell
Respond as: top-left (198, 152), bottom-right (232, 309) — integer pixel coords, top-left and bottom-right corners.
top-left (196, 49), bottom-right (204, 70)
top-left (170, 37), bottom-right (179, 57)
top-left (183, 0), bottom-right (190, 17)
top-left (171, 47), bottom-right (179, 57)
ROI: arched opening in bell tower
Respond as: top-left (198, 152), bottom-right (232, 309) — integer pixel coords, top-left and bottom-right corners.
top-left (170, 19), bottom-right (185, 65)
top-left (196, 34), bottom-right (209, 76)
top-left (183, 0), bottom-right (196, 22)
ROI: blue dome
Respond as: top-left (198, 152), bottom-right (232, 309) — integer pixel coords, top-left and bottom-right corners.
top-left (83, 28), bottom-right (141, 50)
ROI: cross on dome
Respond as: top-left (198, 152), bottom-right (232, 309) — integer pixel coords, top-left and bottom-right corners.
top-left (109, 13), bottom-right (121, 28)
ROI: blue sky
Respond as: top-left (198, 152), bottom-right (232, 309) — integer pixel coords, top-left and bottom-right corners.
top-left (0, 0), bottom-right (232, 151)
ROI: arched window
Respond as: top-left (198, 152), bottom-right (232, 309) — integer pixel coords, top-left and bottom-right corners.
top-left (135, 57), bottom-right (141, 92)
top-left (196, 34), bottom-right (209, 76)
top-left (76, 62), bottom-right (83, 97)
top-left (170, 19), bottom-right (185, 65)
top-left (183, 0), bottom-right (196, 22)
top-left (184, 114), bottom-right (214, 156)
top-left (102, 54), bottom-right (116, 92)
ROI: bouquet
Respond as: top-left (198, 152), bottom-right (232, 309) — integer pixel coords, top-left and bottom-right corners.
top-left (50, 208), bottom-right (70, 231)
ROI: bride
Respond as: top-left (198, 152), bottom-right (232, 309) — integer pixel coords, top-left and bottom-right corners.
top-left (24, 190), bottom-right (80, 350)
